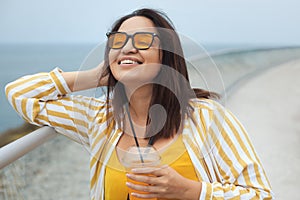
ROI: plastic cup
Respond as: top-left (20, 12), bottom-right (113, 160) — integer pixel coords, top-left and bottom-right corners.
top-left (120, 146), bottom-right (160, 200)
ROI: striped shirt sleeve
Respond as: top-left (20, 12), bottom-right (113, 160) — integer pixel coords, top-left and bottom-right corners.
top-left (196, 99), bottom-right (274, 200)
top-left (5, 68), bottom-right (104, 148)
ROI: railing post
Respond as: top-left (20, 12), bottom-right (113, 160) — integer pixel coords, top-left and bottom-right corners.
top-left (0, 126), bottom-right (57, 169)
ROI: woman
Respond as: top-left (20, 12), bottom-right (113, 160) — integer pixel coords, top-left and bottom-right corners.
top-left (5, 8), bottom-right (273, 200)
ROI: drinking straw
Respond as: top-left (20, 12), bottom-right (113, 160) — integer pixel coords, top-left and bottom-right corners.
top-left (124, 102), bottom-right (144, 163)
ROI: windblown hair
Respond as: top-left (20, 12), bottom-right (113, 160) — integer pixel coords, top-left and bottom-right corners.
top-left (100, 8), bottom-right (218, 143)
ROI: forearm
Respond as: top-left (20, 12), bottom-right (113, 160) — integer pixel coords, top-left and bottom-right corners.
top-left (5, 68), bottom-right (96, 146)
top-left (62, 62), bottom-right (106, 92)
top-left (5, 68), bottom-right (71, 123)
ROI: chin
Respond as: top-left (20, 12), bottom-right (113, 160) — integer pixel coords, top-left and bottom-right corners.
top-left (112, 64), bottom-right (161, 86)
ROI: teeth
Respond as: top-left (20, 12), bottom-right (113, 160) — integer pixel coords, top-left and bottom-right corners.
top-left (120, 59), bottom-right (139, 64)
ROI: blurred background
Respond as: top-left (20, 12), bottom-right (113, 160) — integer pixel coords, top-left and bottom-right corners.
top-left (1, 0), bottom-right (299, 199)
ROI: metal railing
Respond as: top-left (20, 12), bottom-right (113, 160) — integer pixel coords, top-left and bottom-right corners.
top-left (0, 127), bottom-right (57, 169)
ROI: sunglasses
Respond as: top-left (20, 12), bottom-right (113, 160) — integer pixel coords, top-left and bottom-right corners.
top-left (106, 31), bottom-right (159, 50)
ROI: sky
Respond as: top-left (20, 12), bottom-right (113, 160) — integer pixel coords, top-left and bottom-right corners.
top-left (1, 0), bottom-right (300, 46)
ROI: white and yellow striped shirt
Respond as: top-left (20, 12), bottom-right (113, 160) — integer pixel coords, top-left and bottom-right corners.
top-left (5, 68), bottom-right (273, 199)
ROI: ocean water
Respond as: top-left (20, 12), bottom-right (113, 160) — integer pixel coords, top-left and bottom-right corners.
top-left (1, 43), bottom-right (300, 132)
top-left (0, 44), bottom-right (93, 132)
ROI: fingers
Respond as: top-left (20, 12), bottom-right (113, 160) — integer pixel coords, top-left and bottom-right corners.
top-left (126, 166), bottom-right (186, 200)
top-left (126, 173), bottom-right (161, 185)
top-left (131, 192), bottom-right (157, 199)
top-left (126, 180), bottom-right (164, 195)
top-left (131, 164), bottom-right (169, 176)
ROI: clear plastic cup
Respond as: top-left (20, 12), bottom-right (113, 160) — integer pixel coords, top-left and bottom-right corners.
top-left (120, 146), bottom-right (161, 200)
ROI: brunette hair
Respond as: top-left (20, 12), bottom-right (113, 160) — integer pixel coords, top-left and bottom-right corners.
top-left (101, 8), bottom-right (218, 143)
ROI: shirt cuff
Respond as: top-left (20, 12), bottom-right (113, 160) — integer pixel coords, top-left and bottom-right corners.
top-left (49, 67), bottom-right (72, 95)
top-left (199, 182), bottom-right (213, 200)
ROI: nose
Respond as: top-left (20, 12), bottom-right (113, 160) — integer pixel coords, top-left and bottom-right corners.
top-left (121, 37), bottom-right (138, 54)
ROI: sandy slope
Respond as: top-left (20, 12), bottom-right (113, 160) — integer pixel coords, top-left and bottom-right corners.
top-left (226, 59), bottom-right (300, 199)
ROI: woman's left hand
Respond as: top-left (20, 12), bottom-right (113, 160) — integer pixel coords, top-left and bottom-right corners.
top-left (126, 165), bottom-right (202, 200)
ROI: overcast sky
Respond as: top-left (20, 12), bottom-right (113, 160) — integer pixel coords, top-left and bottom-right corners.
top-left (1, 0), bottom-right (300, 45)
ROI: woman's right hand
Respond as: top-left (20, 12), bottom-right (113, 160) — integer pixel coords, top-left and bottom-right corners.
top-left (62, 61), bottom-right (107, 92)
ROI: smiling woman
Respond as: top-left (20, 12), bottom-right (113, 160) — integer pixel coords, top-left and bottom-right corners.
top-left (5, 8), bottom-right (273, 200)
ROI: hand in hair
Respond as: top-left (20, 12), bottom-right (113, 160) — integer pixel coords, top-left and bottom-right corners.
top-left (62, 61), bottom-right (108, 92)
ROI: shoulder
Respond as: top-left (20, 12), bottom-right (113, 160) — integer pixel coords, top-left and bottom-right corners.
top-left (188, 98), bottom-right (228, 125)
top-left (189, 98), bottom-right (244, 131)
top-left (189, 98), bottom-right (225, 112)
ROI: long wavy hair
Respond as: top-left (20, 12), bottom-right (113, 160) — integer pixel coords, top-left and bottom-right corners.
top-left (100, 8), bottom-right (218, 143)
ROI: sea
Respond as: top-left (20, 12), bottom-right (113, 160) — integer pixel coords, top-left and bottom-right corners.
top-left (1, 43), bottom-right (300, 133)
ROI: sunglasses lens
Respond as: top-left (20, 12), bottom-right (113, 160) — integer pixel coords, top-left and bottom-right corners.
top-left (108, 33), bottom-right (127, 49)
top-left (108, 32), bottom-right (155, 50)
top-left (134, 33), bottom-right (153, 49)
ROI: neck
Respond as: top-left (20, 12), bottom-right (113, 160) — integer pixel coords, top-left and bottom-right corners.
top-left (125, 84), bottom-right (153, 122)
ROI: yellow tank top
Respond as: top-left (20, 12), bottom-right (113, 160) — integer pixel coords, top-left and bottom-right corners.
top-left (104, 135), bottom-right (199, 200)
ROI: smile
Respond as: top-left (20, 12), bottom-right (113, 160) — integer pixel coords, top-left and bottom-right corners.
top-left (118, 57), bottom-right (143, 65)
top-left (119, 59), bottom-right (142, 65)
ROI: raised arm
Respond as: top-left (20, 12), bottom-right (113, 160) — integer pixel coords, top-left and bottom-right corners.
top-left (62, 61), bottom-right (107, 92)
top-left (5, 65), bottom-right (108, 148)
